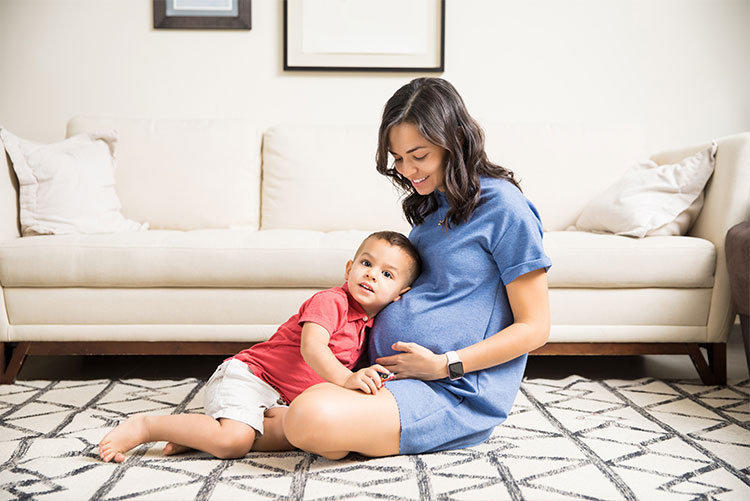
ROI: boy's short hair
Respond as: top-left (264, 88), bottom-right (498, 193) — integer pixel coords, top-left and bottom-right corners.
top-left (356, 231), bottom-right (422, 285)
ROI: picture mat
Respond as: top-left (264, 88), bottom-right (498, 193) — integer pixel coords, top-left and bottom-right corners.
top-left (286, 0), bottom-right (442, 70)
top-left (302, 0), bottom-right (428, 55)
top-left (167, 0), bottom-right (237, 17)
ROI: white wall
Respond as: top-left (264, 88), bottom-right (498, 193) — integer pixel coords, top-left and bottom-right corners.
top-left (1, 0), bottom-right (748, 153)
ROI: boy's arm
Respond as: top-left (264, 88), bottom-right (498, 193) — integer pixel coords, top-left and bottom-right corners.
top-left (300, 321), bottom-right (385, 394)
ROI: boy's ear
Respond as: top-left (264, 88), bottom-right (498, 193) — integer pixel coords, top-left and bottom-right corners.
top-left (344, 260), bottom-right (353, 280)
top-left (392, 286), bottom-right (411, 302)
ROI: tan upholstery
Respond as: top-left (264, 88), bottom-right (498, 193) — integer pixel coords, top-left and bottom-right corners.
top-left (652, 133), bottom-right (750, 342)
top-left (261, 125), bottom-right (409, 233)
top-left (66, 117), bottom-right (262, 231)
top-left (0, 149), bottom-right (19, 343)
top-left (0, 230), bottom-right (715, 289)
top-left (0, 229), bottom-right (368, 288)
top-left (0, 119), bottom-right (748, 350)
top-left (543, 232), bottom-right (715, 288)
top-left (482, 122), bottom-right (647, 231)
top-left (3, 288), bottom-right (711, 341)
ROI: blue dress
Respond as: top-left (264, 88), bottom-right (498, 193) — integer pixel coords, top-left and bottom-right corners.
top-left (369, 176), bottom-right (552, 454)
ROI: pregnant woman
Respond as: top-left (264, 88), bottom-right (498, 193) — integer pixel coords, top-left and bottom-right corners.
top-left (284, 78), bottom-right (552, 458)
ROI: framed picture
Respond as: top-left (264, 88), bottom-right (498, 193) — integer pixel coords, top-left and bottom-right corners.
top-left (284, 0), bottom-right (445, 72)
top-left (153, 0), bottom-right (251, 30)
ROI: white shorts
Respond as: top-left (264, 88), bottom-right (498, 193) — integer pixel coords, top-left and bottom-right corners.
top-left (203, 358), bottom-right (287, 436)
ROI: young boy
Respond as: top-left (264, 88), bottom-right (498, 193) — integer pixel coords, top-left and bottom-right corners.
top-left (98, 231), bottom-right (421, 462)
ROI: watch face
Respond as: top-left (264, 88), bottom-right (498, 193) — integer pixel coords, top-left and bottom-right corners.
top-left (448, 361), bottom-right (464, 380)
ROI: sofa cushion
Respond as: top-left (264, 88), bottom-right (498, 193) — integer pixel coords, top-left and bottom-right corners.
top-left (260, 123), bottom-right (644, 233)
top-left (5, 288), bottom-right (710, 328)
top-left (544, 231), bottom-right (715, 288)
top-left (66, 117), bottom-right (261, 231)
top-left (261, 125), bottom-right (410, 233)
top-left (5, 288), bottom-right (319, 330)
top-left (0, 230), bottom-right (715, 289)
top-left (572, 143), bottom-right (716, 237)
top-left (482, 123), bottom-right (646, 231)
top-left (0, 128), bottom-right (147, 236)
top-left (0, 229), bottom-right (369, 288)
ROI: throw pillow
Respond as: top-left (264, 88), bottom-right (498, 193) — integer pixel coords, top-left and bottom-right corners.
top-left (0, 127), bottom-right (148, 236)
top-left (572, 142), bottom-right (717, 237)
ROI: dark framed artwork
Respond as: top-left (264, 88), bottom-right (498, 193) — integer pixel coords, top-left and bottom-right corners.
top-left (153, 0), bottom-right (251, 30)
top-left (284, 0), bottom-right (445, 72)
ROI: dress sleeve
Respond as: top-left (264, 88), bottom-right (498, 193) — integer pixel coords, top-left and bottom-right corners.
top-left (490, 193), bottom-right (552, 286)
top-left (298, 291), bottom-right (347, 337)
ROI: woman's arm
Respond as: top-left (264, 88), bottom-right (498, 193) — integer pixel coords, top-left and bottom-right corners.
top-left (300, 322), bottom-right (386, 393)
top-left (376, 269), bottom-right (550, 379)
top-left (460, 268), bottom-right (550, 372)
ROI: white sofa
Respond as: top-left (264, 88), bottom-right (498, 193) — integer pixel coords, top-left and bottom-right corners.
top-left (1, 117), bottom-right (748, 384)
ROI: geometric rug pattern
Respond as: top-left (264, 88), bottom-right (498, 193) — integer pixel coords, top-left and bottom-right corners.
top-left (1, 376), bottom-right (749, 500)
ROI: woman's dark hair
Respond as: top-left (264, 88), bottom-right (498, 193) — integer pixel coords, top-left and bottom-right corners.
top-left (357, 231), bottom-right (422, 285)
top-left (376, 78), bottom-right (520, 228)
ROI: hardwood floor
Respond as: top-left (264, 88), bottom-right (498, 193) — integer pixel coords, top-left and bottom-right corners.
top-left (14, 324), bottom-right (749, 383)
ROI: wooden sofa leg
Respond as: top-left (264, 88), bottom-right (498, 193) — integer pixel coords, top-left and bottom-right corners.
top-left (742, 314), bottom-right (750, 376)
top-left (1, 342), bottom-right (30, 384)
top-left (707, 343), bottom-right (727, 385)
top-left (686, 343), bottom-right (727, 385)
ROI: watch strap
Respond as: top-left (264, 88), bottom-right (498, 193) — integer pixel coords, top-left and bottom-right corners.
top-left (446, 350), bottom-right (464, 380)
top-left (446, 350), bottom-right (460, 365)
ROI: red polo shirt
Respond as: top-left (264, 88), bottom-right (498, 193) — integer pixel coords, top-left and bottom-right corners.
top-left (232, 284), bottom-right (374, 403)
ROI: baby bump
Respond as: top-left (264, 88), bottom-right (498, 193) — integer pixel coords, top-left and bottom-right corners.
top-left (369, 288), bottom-right (498, 361)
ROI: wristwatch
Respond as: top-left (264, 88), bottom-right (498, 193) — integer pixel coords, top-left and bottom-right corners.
top-left (446, 350), bottom-right (464, 381)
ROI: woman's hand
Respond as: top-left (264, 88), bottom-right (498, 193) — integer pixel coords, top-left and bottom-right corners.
top-left (375, 342), bottom-right (447, 381)
top-left (343, 364), bottom-right (389, 394)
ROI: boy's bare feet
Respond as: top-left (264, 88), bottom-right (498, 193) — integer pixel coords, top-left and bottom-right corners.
top-left (162, 442), bottom-right (192, 456)
top-left (98, 414), bottom-right (151, 463)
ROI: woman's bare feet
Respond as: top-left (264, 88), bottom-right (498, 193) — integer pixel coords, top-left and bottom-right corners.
top-left (162, 442), bottom-right (192, 456)
top-left (98, 414), bottom-right (151, 463)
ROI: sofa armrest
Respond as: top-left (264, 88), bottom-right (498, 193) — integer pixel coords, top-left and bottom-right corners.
top-left (0, 142), bottom-right (19, 343)
top-left (0, 142), bottom-right (21, 243)
top-left (651, 132), bottom-right (750, 343)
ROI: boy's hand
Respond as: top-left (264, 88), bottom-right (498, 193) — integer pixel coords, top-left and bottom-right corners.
top-left (343, 364), bottom-right (390, 394)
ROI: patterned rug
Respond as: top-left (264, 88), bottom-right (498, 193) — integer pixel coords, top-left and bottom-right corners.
top-left (1, 376), bottom-right (749, 500)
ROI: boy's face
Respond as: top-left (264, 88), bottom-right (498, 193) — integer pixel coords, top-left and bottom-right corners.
top-left (345, 237), bottom-right (414, 317)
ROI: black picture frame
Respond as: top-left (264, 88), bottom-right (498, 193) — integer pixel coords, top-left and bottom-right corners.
top-left (153, 0), bottom-right (251, 30)
top-left (283, 0), bottom-right (445, 72)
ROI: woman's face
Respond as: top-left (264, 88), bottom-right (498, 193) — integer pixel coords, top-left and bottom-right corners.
top-left (388, 122), bottom-right (447, 195)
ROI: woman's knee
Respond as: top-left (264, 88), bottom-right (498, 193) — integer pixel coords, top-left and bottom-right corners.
top-left (284, 384), bottom-right (400, 458)
top-left (283, 386), bottom-right (341, 451)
